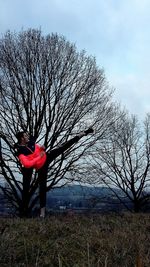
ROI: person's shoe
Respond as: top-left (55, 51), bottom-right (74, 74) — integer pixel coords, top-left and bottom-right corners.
top-left (40, 207), bottom-right (46, 218)
top-left (40, 214), bottom-right (45, 219)
top-left (84, 127), bottom-right (94, 135)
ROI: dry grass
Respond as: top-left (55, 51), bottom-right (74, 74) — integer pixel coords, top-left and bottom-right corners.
top-left (0, 212), bottom-right (150, 267)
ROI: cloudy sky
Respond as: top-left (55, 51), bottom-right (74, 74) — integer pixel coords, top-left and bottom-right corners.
top-left (1, 0), bottom-right (150, 119)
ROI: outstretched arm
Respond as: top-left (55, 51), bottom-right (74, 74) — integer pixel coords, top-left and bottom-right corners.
top-left (47, 128), bottom-right (94, 162)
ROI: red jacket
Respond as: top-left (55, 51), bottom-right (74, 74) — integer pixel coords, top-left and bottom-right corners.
top-left (18, 144), bottom-right (47, 170)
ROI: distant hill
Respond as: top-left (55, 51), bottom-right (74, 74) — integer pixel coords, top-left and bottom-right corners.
top-left (47, 184), bottom-right (121, 197)
top-left (0, 184), bottom-right (131, 214)
top-left (47, 185), bottom-right (128, 212)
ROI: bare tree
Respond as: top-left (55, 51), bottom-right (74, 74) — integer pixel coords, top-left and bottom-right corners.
top-left (88, 112), bottom-right (150, 212)
top-left (0, 29), bottom-right (116, 216)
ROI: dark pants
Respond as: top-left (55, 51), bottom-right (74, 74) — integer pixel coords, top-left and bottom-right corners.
top-left (22, 162), bottom-right (48, 209)
top-left (38, 160), bottom-right (48, 208)
top-left (22, 135), bottom-right (80, 209)
top-left (22, 167), bottom-right (33, 216)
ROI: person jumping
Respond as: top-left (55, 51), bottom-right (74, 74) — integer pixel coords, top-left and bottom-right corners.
top-left (15, 128), bottom-right (94, 218)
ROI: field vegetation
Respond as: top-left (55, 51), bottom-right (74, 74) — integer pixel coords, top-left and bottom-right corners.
top-left (0, 212), bottom-right (150, 266)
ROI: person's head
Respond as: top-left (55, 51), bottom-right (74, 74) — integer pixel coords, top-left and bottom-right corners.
top-left (16, 131), bottom-right (29, 145)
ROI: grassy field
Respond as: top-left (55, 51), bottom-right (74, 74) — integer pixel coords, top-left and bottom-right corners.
top-left (0, 212), bottom-right (150, 267)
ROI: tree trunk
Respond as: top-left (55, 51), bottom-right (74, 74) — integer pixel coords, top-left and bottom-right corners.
top-left (133, 200), bottom-right (141, 213)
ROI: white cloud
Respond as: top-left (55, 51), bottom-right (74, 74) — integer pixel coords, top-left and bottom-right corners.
top-left (1, 0), bottom-right (150, 118)
top-left (108, 72), bottom-right (150, 118)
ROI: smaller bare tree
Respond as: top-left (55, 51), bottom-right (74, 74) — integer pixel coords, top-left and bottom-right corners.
top-left (87, 112), bottom-right (150, 212)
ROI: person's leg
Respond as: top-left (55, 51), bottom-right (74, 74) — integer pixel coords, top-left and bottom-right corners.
top-left (38, 161), bottom-right (48, 218)
top-left (47, 128), bottom-right (93, 162)
top-left (37, 127), bottom-right (93, 217)
top-left (22, 167), bottom-right (33, 217)
top-left (38, 134), bottom-right (85, 217)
